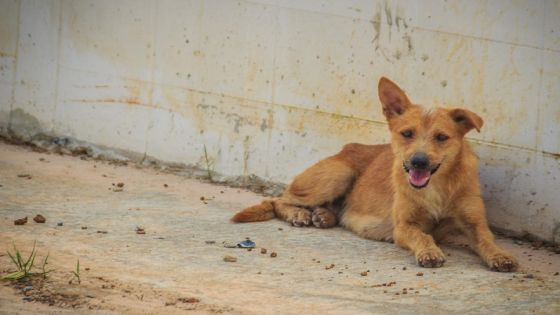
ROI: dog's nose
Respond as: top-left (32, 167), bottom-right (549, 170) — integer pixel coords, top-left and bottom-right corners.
top-left (410, 152), bottom-right (430, 169)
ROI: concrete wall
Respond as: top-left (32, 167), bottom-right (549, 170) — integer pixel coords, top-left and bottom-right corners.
top-left (0, 0), bottom-right (558, 242)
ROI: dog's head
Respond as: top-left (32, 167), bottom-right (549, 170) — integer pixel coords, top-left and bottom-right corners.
top-left (378, 77), bottom-right (483, 189)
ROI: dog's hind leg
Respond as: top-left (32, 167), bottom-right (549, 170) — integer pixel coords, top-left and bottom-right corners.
top-left (275, 156), bottom-right (357, 227)
top-left (311, 206), bottom-right (338, 228)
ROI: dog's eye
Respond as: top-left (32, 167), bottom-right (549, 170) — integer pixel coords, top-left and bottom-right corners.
top-left (436, 133), bottom-right (449, 142)
top-left (400, 130), bottom-right (413, 138)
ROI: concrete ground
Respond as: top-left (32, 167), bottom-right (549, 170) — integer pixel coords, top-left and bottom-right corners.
top-left (0, 141), bottom-right (559, 315)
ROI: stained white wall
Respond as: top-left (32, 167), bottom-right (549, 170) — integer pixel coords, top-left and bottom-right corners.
top-left (0, 0), bottom-right (559, 242)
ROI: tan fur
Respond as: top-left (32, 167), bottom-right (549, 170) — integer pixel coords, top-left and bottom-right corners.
top-left (232, 77), bottom-right (518, 272)
top-left (231, 200), bottom-right (275, 222)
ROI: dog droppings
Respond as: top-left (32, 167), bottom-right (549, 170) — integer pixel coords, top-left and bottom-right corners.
top-left (260, 248), bottom-right (267, 254)
top-left (33, 214), bottom-right (46, 223)
top-left (325, 264), bottom-right (335, 270)
top-left (177, 297), bottom-right (200, 303)
top-left (14, 217), bottom-right (28, 225)
top-left (270, 252), bottom-right (277, 258)
top-left (416, 272), bottom-right (424, 276)
top-left (360, 271), bottom-right (368, 276)
top-left (116, 182), bottom-right (124, 188)
top-left (136, 227), bottom-right (146, 235)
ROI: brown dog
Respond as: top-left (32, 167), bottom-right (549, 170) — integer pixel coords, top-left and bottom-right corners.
top-left (232, 77), bottom-right (518, 272)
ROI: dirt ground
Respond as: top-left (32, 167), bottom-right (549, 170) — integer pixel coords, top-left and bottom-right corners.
top-left (1, 141), bottom-right (559, 314)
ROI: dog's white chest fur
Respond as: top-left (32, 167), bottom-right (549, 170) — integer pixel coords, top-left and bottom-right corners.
top-left (418, 186), bottom-right (450, 221)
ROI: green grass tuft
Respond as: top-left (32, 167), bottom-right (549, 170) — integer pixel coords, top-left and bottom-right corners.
top-left (203, 145), bottom-right (214, 182)
top-left (71, 259), bottom-right (81, 284)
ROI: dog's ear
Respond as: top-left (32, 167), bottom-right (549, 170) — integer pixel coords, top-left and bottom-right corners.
top-left (449, 108), bottom-right (484, 134)
top-left (378, 77), bottom-right (411, 119)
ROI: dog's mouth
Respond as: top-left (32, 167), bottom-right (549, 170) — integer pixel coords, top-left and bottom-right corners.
top-left (402, 162), bottom-right (440, 189)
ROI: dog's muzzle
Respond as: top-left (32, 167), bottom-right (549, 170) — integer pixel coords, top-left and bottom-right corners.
top-left (403, 154), bottom-right (440, 189)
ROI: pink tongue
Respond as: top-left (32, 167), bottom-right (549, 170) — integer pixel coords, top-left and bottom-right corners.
top-left (408, 169), bottom-right (431, 187)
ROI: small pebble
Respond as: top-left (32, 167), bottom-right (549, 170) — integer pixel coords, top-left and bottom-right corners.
top-left (22, 286), bottom-right (33, 292)
top-left (205, 240), bottom-right (216, 244)
top-left (416, 272), bottom-right (424, 276)
top-left (260, 248), bottom-right (267, 254)
top-left (223, 255), bottom-right (237, 262)
top-left (222, 241), bottom-right (237, 248)
top-left (57, 222), bottom-right (63, 226)
top-left (270, 252), bottom-right (277, 258)
top-left (238, 240), bottom-right (256, 248)
top-left (117, 182), bottom-right (124, 188)
top-left (360, 271), bottom-right (368, 276)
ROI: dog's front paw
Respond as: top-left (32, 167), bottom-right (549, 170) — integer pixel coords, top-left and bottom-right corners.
top-left (488, 253), bottom-right (518, 272)
top-left (290, 209), bottom-right (312, 227)
top-left (416, 248), bottom-right (446, 268)
top-left (312, 207), bottom-right (337, 228)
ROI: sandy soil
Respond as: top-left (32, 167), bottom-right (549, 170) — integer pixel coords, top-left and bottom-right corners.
top-left (0, 142), bottom-right (559, 314)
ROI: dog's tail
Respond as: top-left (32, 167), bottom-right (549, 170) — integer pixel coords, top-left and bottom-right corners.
top-left (231, 199), bottom-right (276, 223)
